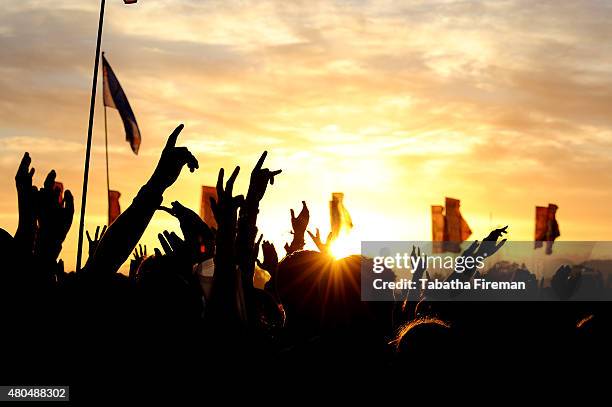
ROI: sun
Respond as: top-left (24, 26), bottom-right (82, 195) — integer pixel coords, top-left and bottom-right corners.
top-left (328, 232), bottom-right (360, 259)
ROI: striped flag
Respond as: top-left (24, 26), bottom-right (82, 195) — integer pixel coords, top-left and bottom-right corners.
top-left (102, 54), bottom-right (141, 154)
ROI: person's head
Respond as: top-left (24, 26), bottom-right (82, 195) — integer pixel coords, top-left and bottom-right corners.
top-left (0, 228), bottom-right (15, 285)
top-left (277, 251), bottom-right (388, 336)
top-left (0, 228), bottom-right (14, 259)
top-left (252, 289), bottom-right (285, 341)
top-left (276, 250), bottom-right (332, 329)
top-left (391, 316), bottom-right (453, 363)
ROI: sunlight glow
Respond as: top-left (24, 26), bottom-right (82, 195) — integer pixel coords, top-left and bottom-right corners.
top-left (329, 231), bottom-right (360, 260)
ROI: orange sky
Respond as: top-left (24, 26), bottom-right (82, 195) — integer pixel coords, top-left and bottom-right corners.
top-left (1, 0), bottom-right (612, 271)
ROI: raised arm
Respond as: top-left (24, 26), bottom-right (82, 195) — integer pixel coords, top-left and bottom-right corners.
top-left (87, 124), bottom-right (198, 275)
top-left (284, 201), bottom-right (309, 255)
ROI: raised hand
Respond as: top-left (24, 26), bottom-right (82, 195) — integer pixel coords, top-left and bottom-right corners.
top-left (158, 231), bottom-right (179, 255)
top-left (245, 151), bottom-right (281, 207)
top-left (15, 152), bottom-right (35, 193)
top-left (129, 244), bottom-right (147, 280)
top-left (257, 240), bottom-right (278, 275)
top-left (149, 124), bottom-right (199, 192)
top-left (14, 152), bottom-right (38, 254)
top-left (290, 201), bottom-right (309, 235)
top-left (84, 125), bottom-right (198, 276)
top-left (284, 201), bottom-right (309, 254)
top-left (308, 228), bottom-right (333, 254)
top-left (156, 230), bottom-right (193, 277)
top-left (206, 166), bottom-right (249, 329)
top-left (159, 201), bottom-right (215, 262)
top-left (86, 225), bottom-right (107, 259)
top-left (210, 166), bottom-right (244, 286)
top-left (477, 225), bottom-right (508, 257)
top-left (445, 226), bottom-right (509, 284)
top-left (211, 166), bottom-right (243, 244)
top-left (36, 170), bottom-right (74, 262)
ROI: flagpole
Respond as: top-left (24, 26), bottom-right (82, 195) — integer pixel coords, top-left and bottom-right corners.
top-left (103, 103), bottom-right (111, 226)
top-left (76, 0), bottom-right (106, 272)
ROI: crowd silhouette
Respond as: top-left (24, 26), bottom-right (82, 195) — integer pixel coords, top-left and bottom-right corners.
top-left (1, 123), bottom-right (610, 396)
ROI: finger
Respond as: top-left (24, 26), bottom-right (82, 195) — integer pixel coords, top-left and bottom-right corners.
top-left (29, 167), bottom-right (35, 178)
top-left (216, 168), bottom-right (224, 197)
top-left (254, 151), bottom-right (267, 172)
top-left (17, 152), bottom-right (31, 176)
top-left (187, 152), bottom-right (199, 173)
top-left (495, 239), bottom-right (508, 251)
top-left (158, 206), bottom-right (174, 215)
top-left (171, 201), bottom-right (185, 214)
top-left (301, 201), bottom-right (307, 212)
top-left (226, 166), bottom-right (240, 196)
top-left (86, 230), bottom-right (92, 243)
top-left (176, 147), bottom-right (199, 173)
top-left (133, 250), bottom-right (138, 261)
top-left (44, 170), bottom-right (56, 190)
top-left (165, 124), bottom-right (184, 149)
top-left (158, 233), bottom-right (172, 255)
top-left (316, 228), bottom-right (321, 238)
top-left (269, 169), bottom-right (282, 185)
top-left (144, 245), bottom-right (147, 256)
top-left (63, 190), bottom-right (74, 213)
top-left (307, 230), bottom-right (316, 241)
top-left (168, 231), bottom-right (183, 249)
top-left (290, 209), bottom-right (295, 221)
top-left (101, 225), bottom-right (108, 237)
top-left (154, 248), bottom-right (162, 257)
top-left (95, 225), bottom-right (100, 241)
top-left (139, 244), bottom-right (143, 257)
top-left (466, 240), bottom-right (479, 253)
top-left (257, 234), bottom-right (263, 246)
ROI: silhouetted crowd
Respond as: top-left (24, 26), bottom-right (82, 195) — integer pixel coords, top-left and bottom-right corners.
top-left (1, 124), bottom-right (610, 397)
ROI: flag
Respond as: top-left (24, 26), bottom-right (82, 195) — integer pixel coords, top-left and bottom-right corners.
top-left (108, 190), bottom-right (121, 225)
top-left (535, 204), bottom-right (560, 255)
top-left (200, 186), bottom-right (218, 229)
top-left (534, 206), bottom-right (548, 249)
top-left (102, 54), bottom-right (141, 154)
top-left (431, 205), bottom-right (445, 253)
top-left (431, 198), bottom-right (472, 253)
top-left (444, 197), bottom-right (472, 253)
top-left (330, 192), bottom-right (353, 240)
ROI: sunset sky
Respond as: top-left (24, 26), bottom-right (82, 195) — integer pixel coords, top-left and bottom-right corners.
top-left (1, 0), bottom-right (612, 271)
